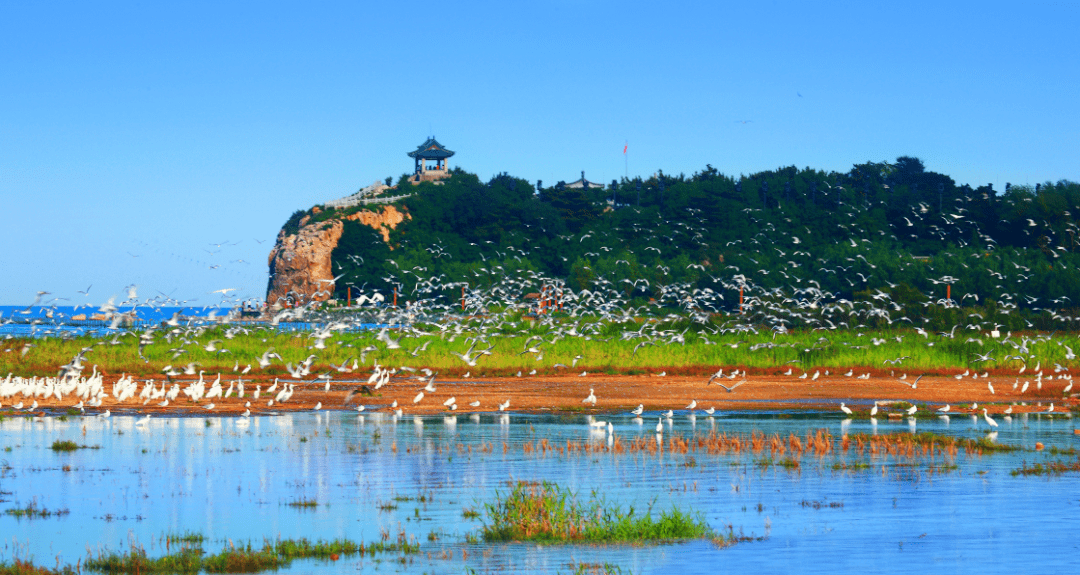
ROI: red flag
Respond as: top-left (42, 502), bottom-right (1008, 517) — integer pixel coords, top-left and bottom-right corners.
top-left (623, 144), bottom-right (628, 154)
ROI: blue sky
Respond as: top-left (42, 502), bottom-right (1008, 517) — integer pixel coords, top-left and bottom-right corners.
top-left (1, 1), bottom-right (1076, 306)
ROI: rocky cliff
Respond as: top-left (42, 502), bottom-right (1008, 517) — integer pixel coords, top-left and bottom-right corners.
top-left (266, 204), bottom-right (409, 305)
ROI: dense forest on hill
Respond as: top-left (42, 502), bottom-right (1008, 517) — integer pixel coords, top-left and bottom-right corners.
top-left (293, 157), bottom-right (1080, 325)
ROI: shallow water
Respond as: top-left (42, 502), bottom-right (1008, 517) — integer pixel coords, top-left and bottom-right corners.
top-left (1, 410), bottom-right (1078, 573)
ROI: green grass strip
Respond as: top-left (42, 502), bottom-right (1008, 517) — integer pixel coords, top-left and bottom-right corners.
top-left (83, 537), bottom-right (418, 574)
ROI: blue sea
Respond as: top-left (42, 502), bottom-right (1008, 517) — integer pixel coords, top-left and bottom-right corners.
top-left (0, 305), bottom-right (243, 337)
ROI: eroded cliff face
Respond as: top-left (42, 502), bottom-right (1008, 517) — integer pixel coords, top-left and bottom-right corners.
top-left (266, 205), bottom-right (409, 305)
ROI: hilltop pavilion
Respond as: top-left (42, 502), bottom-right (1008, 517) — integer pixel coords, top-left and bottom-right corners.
top-left (408, 137), bottom-right (455, 183)
top-left (565, 171), bottom-right (605, 189)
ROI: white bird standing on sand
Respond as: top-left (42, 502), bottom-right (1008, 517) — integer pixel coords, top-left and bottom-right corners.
top-left (498, 399), bottom-right (510, 411)
top-left (443, 396), bottom-right (456, 407)
top-left (583, 388), bottom-right (597, 405)
top-left (314, 402), bottom-right (322, 411)
top-left (906, 404), bottom-right (918, 415)
top-left (630, 404), bottom-right (644, 416)
top-left (685, 399), bottom-right (697, 411)
top-left (937, 404), bottom-right (951, 413)
top-left (413, 391), bottom-right (424, 404)
top-left (987, 381), bottom-right (995, 394)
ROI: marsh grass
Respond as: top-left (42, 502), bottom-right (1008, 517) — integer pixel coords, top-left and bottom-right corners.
top-left (84, 536), bottom-right (418, 574)
top-left (1011, 457), bottom-right (1080, 476)
top-left (481, 481), bottom-right (713, 543)
top-left (164, 531), bottom-right (205, 545)
top-left (799, 499), bottom-right (844, 509)
top-left (285, 498), bottom-right (319, 508)
top-left (711, 525), bottom-right (767, 548)
top-left (0, 560), bottom-right (78, 575)
top-left (561, 563), bottom-right (634, 575)
top-left (6, 323), bottom-right (1078, 378)
top-left (85, 547), bottom-right (205, 574)
top-left (3, 502), bottom-right (70, 519)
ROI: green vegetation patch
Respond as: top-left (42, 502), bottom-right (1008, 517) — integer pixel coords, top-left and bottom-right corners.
top-left (83, 537), bottom-right (417, 574)
top-left (165, 531), bottom-right (205, 545)
top-left (481, 481), bottom-right (713, 543)
top-left (85, 547), bottom-right (205, 574)
top-left (3, 502), bottom-right (70, 519)
top-left (50, 440), bottom-right (98, 452)
top-left (0, 559), bottom-right (79, 575)
top-left (849, 432), bottom-right (1017, 454)
top-left (1011, 458), bottom-right (1080, 477)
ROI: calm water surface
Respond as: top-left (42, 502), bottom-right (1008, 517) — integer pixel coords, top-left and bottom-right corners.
top-left (1, 410), bottom-right (1078, 573)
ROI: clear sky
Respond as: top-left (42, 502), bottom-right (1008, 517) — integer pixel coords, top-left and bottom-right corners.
top-left (1, 1), bottom-right (1076, 306)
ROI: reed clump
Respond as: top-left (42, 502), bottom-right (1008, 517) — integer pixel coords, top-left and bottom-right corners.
top-left (1011, 457), bottom-right (1080, 476)
top-left (481, 481), bottom-right (713, 543)
top-left (0, 559), bottom-right (79, 575)
top-left (85, 546), bottom-right (205, 574)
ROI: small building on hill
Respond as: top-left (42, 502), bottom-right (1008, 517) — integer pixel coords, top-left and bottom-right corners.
top-left (565, 171), bottom-right (605, 189)
top-left (408, 137), bottom-right (455, 183)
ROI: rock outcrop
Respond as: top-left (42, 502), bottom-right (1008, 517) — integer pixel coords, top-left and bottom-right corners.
top-left (266, 205), bottom-right (409, 305)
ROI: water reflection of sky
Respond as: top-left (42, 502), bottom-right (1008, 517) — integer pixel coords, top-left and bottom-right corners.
top-left (0, 411), bottom-right (1077, 574)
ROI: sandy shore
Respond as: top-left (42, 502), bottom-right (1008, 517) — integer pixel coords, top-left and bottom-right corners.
top-left (6, 373), bottom-right (1077, 417)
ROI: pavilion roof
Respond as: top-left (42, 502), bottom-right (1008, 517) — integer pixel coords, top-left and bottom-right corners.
top-left (407, 137), bottom-right (455, 159)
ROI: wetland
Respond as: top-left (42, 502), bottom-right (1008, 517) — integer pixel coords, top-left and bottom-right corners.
top-left (1, 409), bottom-right (1078, 574)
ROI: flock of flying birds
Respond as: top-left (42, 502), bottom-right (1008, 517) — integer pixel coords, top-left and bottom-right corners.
top-left (2, 189), bottom-right (1078, 432)
top-left (1, 264), bottom-right (1076, 438)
